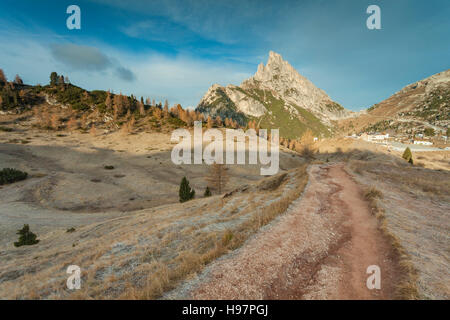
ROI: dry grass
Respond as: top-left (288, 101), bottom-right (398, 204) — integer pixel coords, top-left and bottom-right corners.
top-left (0, 164), bottom-right (308, 300)
top-left (376, 211), bottom-right (420, 299)
top-left (364, 186), bottom-right (383, 215)
top-left (345, 168), bottom-right (420, 299)
top-left (343, 152), bottom-right (449, 299)
top-left (127, 166), bottom-right (308, 299)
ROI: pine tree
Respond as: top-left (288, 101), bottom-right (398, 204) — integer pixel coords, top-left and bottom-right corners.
top-left (179, 177), bottom-right (195, 203)
top-left (204, 186), bottom-right (212, 197)
top-left (215, 115), bottom-right (222, 127)
top-left (14, 74), bottom-right (23, 85)
top-left (163, 103), bottom-right (169, 118)
top-left (0, 69), bottom-right (7, 85)
top-left (402, 147), bottom-right (413, 163)
top-left (50, 72), bottom-right (58, 86)
top-left (67, 117), bottom-right (78, 131)
top-left (58, 75), bottom-right (65, 86)
top-left (105, 91), bottom-right (113, 111)
top-left (14, 224), bottom-right (39, 247)
top-left (207, 116), bottom-right (213, 129)
top-left (138, 101), bottom-right (145, 116)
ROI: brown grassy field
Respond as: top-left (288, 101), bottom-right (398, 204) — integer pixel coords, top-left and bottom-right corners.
top-left (0, 114), bottom-right (308, 299)
top-left (0, 110), bottom-right (448, 299)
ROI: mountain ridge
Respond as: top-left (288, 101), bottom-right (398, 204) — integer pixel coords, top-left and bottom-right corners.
top-left (339, 69), bottom-right (450, 135)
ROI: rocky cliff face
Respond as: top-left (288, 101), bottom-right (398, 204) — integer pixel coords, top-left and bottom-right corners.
top-left (196, 51), bottom-right (353, 139)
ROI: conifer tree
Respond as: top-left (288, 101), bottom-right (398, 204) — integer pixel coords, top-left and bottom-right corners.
top-left (58, 75), bottom-right (65, 86)
top-left (50, 72), bottom-right (58, 86)
top-left (14, 224), bottom-right (39, 247)
top-left (207, 116), bottom-right (213, 129)
top-left (402, 147), bottom-right (413, 163)
top-left (138, 101), bottom-right (145, 116)
top-left (215, 115), bottom-right (222, 127)
top-left (14, 74), bottom-right (23, 85)
top-left (105, 91), bottom-right (113, 110)
top-left (0, 69), bottom-right (7, 85)
top-left (179, 177), bottom-right (195, 203)
top-left (204, 186), bottom-right (212, 197)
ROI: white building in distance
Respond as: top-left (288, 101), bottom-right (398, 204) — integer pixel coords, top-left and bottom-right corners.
top-left (413, 140), bottom-right (433, 146)
top-left (360, 133), bottom-right (389, 142)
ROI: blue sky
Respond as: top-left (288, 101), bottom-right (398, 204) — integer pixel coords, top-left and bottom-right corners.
top-left (0, 0), bottom-right (449, 110)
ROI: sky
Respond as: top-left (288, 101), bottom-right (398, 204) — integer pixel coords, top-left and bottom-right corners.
top-left (0, 0), bottom-right (449, 111)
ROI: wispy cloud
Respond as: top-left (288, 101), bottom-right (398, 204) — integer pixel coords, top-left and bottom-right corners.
top-left (50, 43), bottom-right (136, 82)
top-left (50, 43), bottom-right (112, 71)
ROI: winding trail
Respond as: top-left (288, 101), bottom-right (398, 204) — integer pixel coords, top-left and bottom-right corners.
top-left (187, 163), bottom-right (399, 299)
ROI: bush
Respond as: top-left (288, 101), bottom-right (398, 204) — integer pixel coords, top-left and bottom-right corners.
top-left (300, 146), bottom-right (315, 160)
top-left (424, 128), bottom-right (435, 137)
top-left (14, 224), bottom-right (39, 247)
top-left (104, 165), bottom-right (115, 170)
top-left (0, 126), bottom-right (13, 132)
top-left (204, 186), bottom-right (212, 197)
top-left (364, 187), bottom-right (383, 216)
top-left (0, 168), bottom-right (28, 185)
top-left (364, 187), bottom-right (383, 201)
top-left (179, 177), bottom-right (195, 203)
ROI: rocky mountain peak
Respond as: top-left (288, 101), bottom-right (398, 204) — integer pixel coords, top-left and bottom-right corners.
top-left (241, 51), bottom-right (352, 123)
top-left (251, 51), bottom-right (297, 84)
top-left (196, 51), bottom-right (354, 138)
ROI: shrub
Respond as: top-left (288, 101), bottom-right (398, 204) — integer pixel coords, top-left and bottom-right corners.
top-left (179, 177), bottom-right (195, 203)
top-left (0, 126), bottom-right (13, 132)
top-left (424, 128), bottom-right (435, 137)
top-left (221, 230), bottom-right (234, 247)
top-left (204, 186), bottom-right (212, 197)
top-left (364, 187), bottom-right (383, 201)
top-left (14, 224), bottom-right (39, 247)
top-left (104, 165), bottom-right (115, 170)
top-left (300, 146), bottom-right (315, 160)
top-left (364, 186), bottom-right (383, 216)
top-left (66, 227), bottom-right (76, 233)
top-left (0, 168), bottom-right (28, 185)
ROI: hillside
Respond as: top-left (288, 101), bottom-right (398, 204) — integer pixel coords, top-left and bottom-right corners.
top-left (196, 51), bottom-right (353, 139)
top-left (339, 70), bottom-right (450, 136)
top-left (0, 72), bottom-right (213, 136)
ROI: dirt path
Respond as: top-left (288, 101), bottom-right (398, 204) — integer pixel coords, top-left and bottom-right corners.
top-left (182, 163), bottom-right (399, 299)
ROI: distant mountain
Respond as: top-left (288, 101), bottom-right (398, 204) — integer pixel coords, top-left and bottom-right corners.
top-left (196, 51), bottom-right (353, 139)
top-left (340, 70), bottom-right (450, 135)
